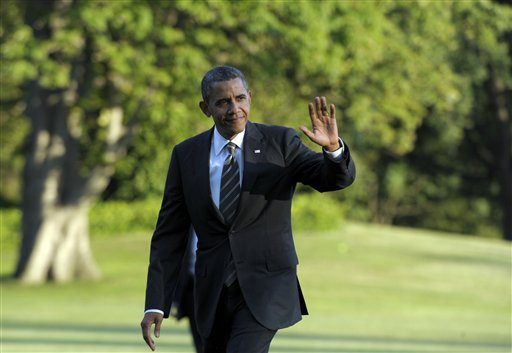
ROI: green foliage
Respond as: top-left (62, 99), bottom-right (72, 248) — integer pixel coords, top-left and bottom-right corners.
top-left (1, 0), bottom-right (511, 238)
top-left (0, 207), bottom-right (21, 250)
top-left (0, 116), bottom-right (29, 205)
top-left (88, 198), bottom-right (160, 236)
top-left (1, 194), bottom-right (346, 245)
top-left (291, 192), bottom-right (345, 232)
top-left (0, 200), bottom-right (161, 251)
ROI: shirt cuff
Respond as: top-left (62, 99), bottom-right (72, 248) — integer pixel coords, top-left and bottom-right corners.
top-left (145, 309), bottom-right (164, 315)
top-left (323, 138), bottom-right (345, 161)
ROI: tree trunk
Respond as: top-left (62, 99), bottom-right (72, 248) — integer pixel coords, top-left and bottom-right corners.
top-left (16, 205), bottom-right (100, 284)
top-left (14, 74), bottom-right (101, 283)
top-left (14, 78), bottom-right (128, 283)
top-left (14, 0), bottom-right (135, 282)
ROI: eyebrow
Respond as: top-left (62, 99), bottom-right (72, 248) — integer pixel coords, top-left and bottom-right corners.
top-left (214, 93), bottom-right (247, 103)
top-left (215, 98), bottom-right (229, 104)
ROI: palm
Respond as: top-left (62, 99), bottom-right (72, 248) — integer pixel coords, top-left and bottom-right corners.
top-left (300, 96), bottom-right (339, 151)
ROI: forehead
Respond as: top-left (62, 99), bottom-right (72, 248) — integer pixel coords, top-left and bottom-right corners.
top-left (209, 78), bottom-right (248, 100)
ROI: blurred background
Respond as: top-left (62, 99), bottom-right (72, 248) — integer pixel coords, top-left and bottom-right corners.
top-left (1, 0), bottom-right (511, 352)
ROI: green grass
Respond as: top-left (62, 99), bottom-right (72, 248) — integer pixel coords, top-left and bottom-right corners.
top-left (1, 222), bottom-right (511, 353)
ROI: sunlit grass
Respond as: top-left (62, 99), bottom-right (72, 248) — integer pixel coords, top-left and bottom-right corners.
top-left (1, 222), bottom-right (511, 352)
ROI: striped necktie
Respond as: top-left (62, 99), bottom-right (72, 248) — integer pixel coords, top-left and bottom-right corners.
top-left (219, 142), bottom-right (240, 225)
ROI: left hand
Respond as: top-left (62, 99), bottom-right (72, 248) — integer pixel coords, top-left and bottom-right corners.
top-left (141, 312), bottom-right (163, 351)
top-left (299, 96), bottom-right (340, 152)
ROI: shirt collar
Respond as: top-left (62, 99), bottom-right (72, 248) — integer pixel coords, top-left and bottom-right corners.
top-left (213, 127), bottom-right (245, 157)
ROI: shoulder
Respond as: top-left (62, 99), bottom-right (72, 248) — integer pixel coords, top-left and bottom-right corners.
top-left (249, 122), bottom-right (297, 141)
top-left (174, 128), bottom-right (212, 152)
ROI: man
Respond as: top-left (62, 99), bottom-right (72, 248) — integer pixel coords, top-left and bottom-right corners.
top-left (141, 66), bottom-right (356, 353)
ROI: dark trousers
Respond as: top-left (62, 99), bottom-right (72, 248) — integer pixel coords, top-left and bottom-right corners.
top-left (203, 281), bottom-right (277, 353)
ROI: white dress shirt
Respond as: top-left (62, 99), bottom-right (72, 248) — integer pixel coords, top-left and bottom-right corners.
top-left (209, 127), bottom-right (245, 209)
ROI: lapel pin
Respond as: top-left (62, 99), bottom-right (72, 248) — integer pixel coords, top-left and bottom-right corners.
top-left (254, 149), bottom-right (261, 154)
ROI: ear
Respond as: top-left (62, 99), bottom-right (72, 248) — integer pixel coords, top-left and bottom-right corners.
top-left (199, 101), bottom-right (211, 117)
top-left (248, 90), bottom-right (253, 103)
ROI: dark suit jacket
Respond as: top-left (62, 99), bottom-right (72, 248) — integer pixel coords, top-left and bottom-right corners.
top-left (145, 121), bottom-right (356, 338)
top-left (170, 228), bottom-right (195, 321)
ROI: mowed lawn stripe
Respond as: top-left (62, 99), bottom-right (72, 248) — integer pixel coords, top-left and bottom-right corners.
top-left (2, 222), bottom-right (510, 352)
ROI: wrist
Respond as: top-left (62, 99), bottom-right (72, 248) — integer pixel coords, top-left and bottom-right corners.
top-left (325, 141), bottom-right (340, 152)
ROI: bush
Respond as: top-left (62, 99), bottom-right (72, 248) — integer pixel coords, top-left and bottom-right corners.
top-left (89, 198), bottom-right (161, 236)
top-left (291, 192), bottom-right (346, 233)
top-left (1, 193), bottom-right (346, 245)
top-left (0, 199), bottom-right (162, 247)
top-left (0, 208), bottom-right (21, 249)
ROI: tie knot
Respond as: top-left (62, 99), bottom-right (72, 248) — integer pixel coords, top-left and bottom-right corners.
top-left (226, 142), bottom-right (236, 156)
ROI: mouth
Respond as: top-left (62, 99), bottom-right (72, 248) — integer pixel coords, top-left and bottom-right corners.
top-left (225, 115), bottom-right (245, 123)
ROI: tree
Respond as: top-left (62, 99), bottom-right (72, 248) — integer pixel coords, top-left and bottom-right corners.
top-left (455, 1), bottom-right (512, 240)
top-left (316, 0), bottom-right (512, 240)
top-left (2, 0), bottom-right (511, 286)
top-left (391, 1), bottom-right (512, 240)
top-left (2, 0), bottom-right (289, 283)
top-left (2, 0), bottom-right (175, 283)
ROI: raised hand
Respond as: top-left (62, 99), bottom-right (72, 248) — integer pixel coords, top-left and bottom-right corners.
top-left (299, 96), bottom-right (340, 152)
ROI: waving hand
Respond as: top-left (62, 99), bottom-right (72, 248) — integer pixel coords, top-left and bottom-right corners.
top-left (299, 96), bottom-right (340, 152)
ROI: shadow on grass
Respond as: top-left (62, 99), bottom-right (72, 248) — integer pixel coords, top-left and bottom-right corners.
top-left (1, 338), bottom-right (192, 350)
top-left (3, 320), bottom-right (510, 353)
top-left (2, 320), bottom-right (193, 351)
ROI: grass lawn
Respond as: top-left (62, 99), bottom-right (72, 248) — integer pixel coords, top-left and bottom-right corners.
top-left (1, 222), bottom-right (511, 352)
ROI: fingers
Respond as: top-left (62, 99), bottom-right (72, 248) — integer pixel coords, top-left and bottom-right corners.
top-left (141, 313), bottom-right (163, 351)
top-left (320, 97), bottom-right (328, 115)
top-left (141, 319), bottom-right (155, 351)
top-left (312, 96), bottom-right (332, 120)
top-left (154, 316), bottom-right (162, 338)
top-left (315, 97), bottom-right (325, 119)
top-left (308, 102), bottom-right (317, 123)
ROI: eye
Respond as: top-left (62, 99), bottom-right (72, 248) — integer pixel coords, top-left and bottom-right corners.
top-left (215, 99), bottom-right (228, 107)
top-left (236, 95), bottom-right (246, 101)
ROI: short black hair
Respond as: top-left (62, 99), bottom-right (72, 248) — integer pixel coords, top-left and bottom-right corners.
top-left (201, 66), bottom-right (249, 102)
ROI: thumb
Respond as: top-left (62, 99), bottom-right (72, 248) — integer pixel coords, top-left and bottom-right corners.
top-left (299, 126), bottom-right (315, 141)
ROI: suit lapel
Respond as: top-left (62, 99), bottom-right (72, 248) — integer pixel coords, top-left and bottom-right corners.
top-left (232, 122), bottom-right (265, 227)
top-left (189, 128), bottom-right (225, 224)
top-left (241, 122), bottom-right (265, 192)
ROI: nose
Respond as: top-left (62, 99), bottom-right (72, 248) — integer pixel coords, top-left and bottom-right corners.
top-left (228, 99), bottom-right (239, 114)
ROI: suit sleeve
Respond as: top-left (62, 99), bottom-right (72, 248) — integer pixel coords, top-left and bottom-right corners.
top-left (284, 129), bottom-right (356, 191)
top-left (144, 147), bottom-right (191, 317)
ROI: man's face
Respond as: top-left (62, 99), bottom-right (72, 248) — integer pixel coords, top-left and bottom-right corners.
top-left (200, 78), bottom-right (251, 140)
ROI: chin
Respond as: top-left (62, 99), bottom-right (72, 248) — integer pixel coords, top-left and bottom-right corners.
top-left (232, 119), bottom-right (247, 131)
top-left (218, 118), bottom-right (247, 139)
